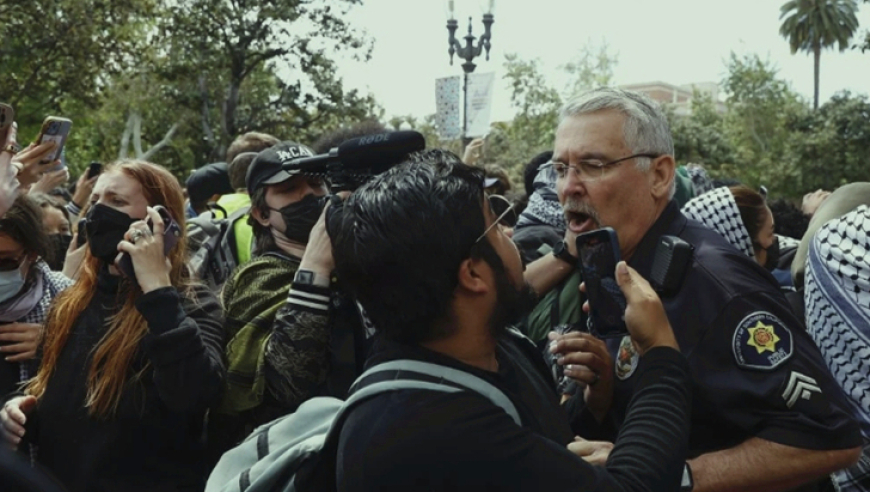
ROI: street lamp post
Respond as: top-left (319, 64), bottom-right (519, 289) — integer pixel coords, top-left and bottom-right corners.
top-left (447, 5), bottom-right (494, 146)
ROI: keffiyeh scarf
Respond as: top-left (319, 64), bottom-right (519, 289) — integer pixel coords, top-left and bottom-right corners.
top-left (682, 187), bottom-right (755, 259)
top-left (805, 205), bottom-right (870, 492)
top-left (516, 164), bottom-right (566, 232)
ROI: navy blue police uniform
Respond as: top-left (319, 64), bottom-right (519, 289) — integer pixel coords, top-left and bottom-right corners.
top-left (582, 201), bottom-right (860, 456)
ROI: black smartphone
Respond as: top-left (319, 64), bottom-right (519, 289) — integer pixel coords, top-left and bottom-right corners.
top-left (86, 162), bottom-right (102, 179)
top-left (117, 206), bottom-right (182, 280)
top-left (76, 218), bottom-right (88, 248)
top-left (576, 227), bottom-right (628, 339)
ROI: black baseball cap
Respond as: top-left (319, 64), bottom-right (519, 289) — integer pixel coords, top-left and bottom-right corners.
top-left (246, 141), bottom-right (316, 195)
top-left (186, 162), bottom-right (233, 204)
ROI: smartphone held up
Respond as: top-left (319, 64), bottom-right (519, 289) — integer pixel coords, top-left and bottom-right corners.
top-left (35, 116), bottom-right (72, 168)
top-left (576, 227), bottom-right (628, 339)
top-left (116, 206), bottom-right (181, 281)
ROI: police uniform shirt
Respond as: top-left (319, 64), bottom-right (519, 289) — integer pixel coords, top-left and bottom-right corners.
top-left (603, 201), bottom-right (860, 457)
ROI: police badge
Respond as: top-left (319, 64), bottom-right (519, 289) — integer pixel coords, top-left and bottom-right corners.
top-left (732, 311), bottom-right (793, 371)
top-left (615, 335), bottom-right (640, 380)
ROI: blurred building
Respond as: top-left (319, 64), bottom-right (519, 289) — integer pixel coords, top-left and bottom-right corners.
top-left (619, 81), bottom-right (727, 115)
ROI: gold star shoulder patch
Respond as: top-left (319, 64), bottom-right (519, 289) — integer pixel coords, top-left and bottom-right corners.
top-left (732, 312), bottom-right (793, 371)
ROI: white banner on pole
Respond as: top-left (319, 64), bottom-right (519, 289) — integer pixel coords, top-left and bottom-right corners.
top-left (465, 72), bottom-right (495, 138)
top-left (435, 76), bottom-right (462, 140)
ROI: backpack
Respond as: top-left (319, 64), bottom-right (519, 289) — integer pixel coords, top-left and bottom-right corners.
top-left (188, 206), bottom-right (250, 291)
top-left (205, 359), bottom-right (522, 492)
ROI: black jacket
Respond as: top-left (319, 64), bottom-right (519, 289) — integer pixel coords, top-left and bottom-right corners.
top-left (337, 332), bottom-right (691, 492)
top-left (26, 272), bottom-right (225, 492)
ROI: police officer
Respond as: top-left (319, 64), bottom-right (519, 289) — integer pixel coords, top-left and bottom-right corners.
top-left (542, 88), bottom-right (861, 492)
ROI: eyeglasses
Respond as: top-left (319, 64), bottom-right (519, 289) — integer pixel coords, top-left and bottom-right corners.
top-left (0, 253), bottom-right (26, 272)
top-left (474, 195), bottom-right (517, 244)
top-left (543, 153), bottom-right (660, 182)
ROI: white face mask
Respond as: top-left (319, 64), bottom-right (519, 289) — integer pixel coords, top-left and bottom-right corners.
top-left (0, 267), bottom-right (25, 303)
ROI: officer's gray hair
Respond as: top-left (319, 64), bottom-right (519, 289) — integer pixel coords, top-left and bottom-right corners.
top-left (559, 88), bottom-right (676, 198)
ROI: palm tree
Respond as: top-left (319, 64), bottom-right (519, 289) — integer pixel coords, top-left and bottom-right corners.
top-left (779, 0), bottom-right (860, 109)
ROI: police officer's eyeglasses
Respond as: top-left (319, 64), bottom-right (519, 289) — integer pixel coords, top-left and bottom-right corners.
top-left (475, 195), bottom-right (517, 244)
top-left (542, 153), bottom-right (660, 182)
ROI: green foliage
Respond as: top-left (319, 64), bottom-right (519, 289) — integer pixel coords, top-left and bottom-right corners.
top-left (789, 91), bottom-right (870, 191)
top-left (672, 52), bottom-right (869, 199)
top-left (486, 54), bottom-right (562, 182)
top-left (560, 40), bottom-right (618, 99)
top-left (669, 92), bottom-right (735, 168)
top-left (779, 0), bottom-right (859, 53)
top-left (718, 52), bottom-right (809, 193)
top-left (1, 0), bottom-right (381, 182)
top-left (779, 0), bottom-right (860, 108)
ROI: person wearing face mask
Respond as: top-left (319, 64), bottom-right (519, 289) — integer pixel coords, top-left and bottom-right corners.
top-left (682, 186), bottom-right (777, 268)
top-left (29, 193), bottom-right (72, 271)
top-left (0, 196), bottom-right (72, 398)
top-left (0, 160), bottom-right (225, 492)
top-left (207, 141), bottom-right (365, 464)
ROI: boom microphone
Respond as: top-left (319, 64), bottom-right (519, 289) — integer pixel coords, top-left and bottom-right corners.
top-left (336, 130), bottom-right (426, 172)
top-left (281, 130), bottom-right (426, 192)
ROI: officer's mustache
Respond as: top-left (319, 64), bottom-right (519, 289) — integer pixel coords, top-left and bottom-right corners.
top-left (562, 197), bottom-right (601, 227)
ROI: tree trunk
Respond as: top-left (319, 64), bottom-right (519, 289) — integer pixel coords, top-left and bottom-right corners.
top-left (132, 112), bottom-right (143, 158)
top-left (199, 73), bottom-right (215, 150)
top-left (223, 78), bottom-right (241, 146)
top-left (813, 45), bottom-right (821, 110)
top-left (142, 123), bottom-right (180, 161)
top-left (119, 113), bottom-right (134, 159)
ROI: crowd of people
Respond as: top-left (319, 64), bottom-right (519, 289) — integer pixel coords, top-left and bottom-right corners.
top-left (0, 87), bottom-right (867, 492)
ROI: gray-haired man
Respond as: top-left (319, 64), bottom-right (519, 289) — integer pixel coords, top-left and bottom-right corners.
top-left (545, 88), bottom-right (861, 492)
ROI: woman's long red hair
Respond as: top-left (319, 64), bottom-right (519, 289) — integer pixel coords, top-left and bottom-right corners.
top-left (27, 160), bottom-right (190, 418)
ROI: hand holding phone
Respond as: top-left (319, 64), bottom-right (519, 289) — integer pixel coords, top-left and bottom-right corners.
top-left (117, 206), bottom-right (181, 290)
top-left (612, 262), bottom-right (678, 355)
top-left (86, 162), bottom-right (103, 179)
top-left (34, 116), bottom-right (72, 166)
top-left (576, 228), bottom-right (628, 339)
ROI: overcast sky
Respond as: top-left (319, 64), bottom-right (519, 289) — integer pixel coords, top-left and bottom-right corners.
top-left (334, 0), bottom-right (870, 122)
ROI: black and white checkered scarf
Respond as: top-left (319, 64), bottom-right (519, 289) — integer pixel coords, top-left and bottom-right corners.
top-left (682, 187), bottom-right (755, 259)
top-left (515, 164), bottom-right (566, 233)
top-left (805, 205), bottom-right (870, 492)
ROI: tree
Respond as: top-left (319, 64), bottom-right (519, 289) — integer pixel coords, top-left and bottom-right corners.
top-left (483, 54), bottom-right (562, 184)
top-left (720, 53), bottom-right (810, 196)
top-left (789, 91), bottom-right (870, 191)
top-left (560, 40), bottom-right (618, 99)
top-left (160, 0), bottom-right (376, 161)
top-left (0, 0), bottom-right (158, 152)
top-left (669, 91), bottom-right (735, 169)
top-left (779, 0), bottom-right (860, 109)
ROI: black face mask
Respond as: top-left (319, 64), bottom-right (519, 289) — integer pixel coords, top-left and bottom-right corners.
top-left (85, 204), bottom-right (136, 264)
top-left (763, 237), bottom-right (781, 272)
top-left (274, 194), bottom-right (327, 244)
top-left (47, 234), bottom-right (72, 271)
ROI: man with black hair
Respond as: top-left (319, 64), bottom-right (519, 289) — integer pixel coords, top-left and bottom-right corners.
top-left (328, 149), bottom-right (694, 491)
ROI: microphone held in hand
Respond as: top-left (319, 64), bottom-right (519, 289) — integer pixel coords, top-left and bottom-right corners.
top-left (283, 130), bottom-right (426, 193)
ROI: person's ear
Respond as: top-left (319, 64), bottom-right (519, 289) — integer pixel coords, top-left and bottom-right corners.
top-left (456, 256), bottom-right (491, 295)
top-left (649, 155), bottom-right (676, 200)
top-left (250, 206), bottom-right (271, 227)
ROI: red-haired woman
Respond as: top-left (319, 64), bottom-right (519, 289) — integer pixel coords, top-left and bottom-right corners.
top-left (0, 160), bottom-right (225, 492)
